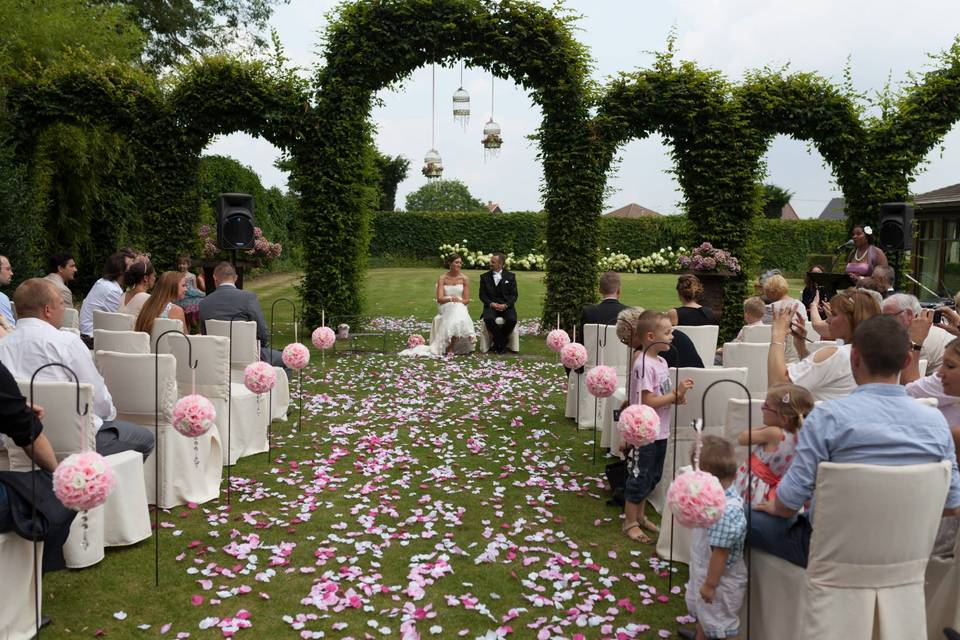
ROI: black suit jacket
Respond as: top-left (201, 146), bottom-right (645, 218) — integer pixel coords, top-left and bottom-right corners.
top-left (577, 298), bottom-right (629, 343)
top-left (198, 283), bottom-right (270, 344)
top-left (479, 270), bottom-right (518, 321)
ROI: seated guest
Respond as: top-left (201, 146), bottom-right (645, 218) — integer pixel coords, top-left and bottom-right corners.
top-left (768, 288), bottom-right (879, 401)
top-left (764, 274), bottom-right (806, 364)
top-left (751, 315), bottom-right (960, 568)
top-left (578, 271), bottom-right (629, 336)
top-left (44, 252), bottom-right (77, 307)
top-left (78, 252), bottom-right (129, 344)
top-left (0, 279), bottom-right (155, 458)
top-left (668, 274), bottom-right (718, 326)
top-left (872, 265), bottom-right (895, 298)
top-left (176, 255), bottom-right (203, 293)
top-left (118, 259), bottom-right (155, 318)
top-left (199, 262), bottom-right (283, 366)
top-left (800, 265), bottom-right (825, 316)
top-left (134, 271), bottom-right (187, 335)
top-left (0, 254), bottom-right (14, 325)
top-left (883, 293), bottom-right (953, 375)
top-left (715, 296), bottom-right (765, 364)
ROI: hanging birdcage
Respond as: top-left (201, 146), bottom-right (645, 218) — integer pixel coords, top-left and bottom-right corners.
top-left (482, 118), bottom-right (502, 159)
top-left (452, 86), bottom-right (470, 130)
top-left (422, 148), bottom-right (443, 178)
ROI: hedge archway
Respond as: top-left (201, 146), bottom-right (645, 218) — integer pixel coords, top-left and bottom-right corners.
top-left (303, 0), bottom-right (604, 328)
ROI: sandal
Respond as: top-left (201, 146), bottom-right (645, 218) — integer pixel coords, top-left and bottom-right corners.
top-left (638, 516), bottom-right (660, 534)
top-left (622, 522), bottom-right (652, 544)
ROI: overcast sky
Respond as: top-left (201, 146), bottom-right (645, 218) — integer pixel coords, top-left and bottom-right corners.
top-left (207, 0), bottom-right (960, 218)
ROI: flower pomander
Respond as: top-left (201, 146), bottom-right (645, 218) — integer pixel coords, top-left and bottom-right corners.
top-left (172, 394), bottom-right (216, 437)
top-left (617, 404), bottom-right (660, 447)
top-left (53, 451), bottom-right (117, 511)
top-left (407, 334), bottom-right (425, 349)
top-left (311, 326), bottom-right (335, 350)
top-left (559, 342), bottom-right (588, 370)
top-left (666, 470), bottom-right (727, 528)
top-left (545, 329), bottom-right (571, 353)
top-left (282, 342), bottom-right (310, 370)
top-left (586, 365), bottom-right (618, 398)
top-left (243, 361), bottom-right (277, 394)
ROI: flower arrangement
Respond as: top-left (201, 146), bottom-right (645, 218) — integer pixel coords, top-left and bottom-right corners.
top-left (407, 334), bottom-right (425, 349)
top-left (198, 224), bottom-right (282, 268)
top-left (53, 451), bottom-right (117, 511)
top-left (617, 404), bottom-right (660, 447)
top-left (437, 241), bottom-right (546, 272)
top-left (559, 342), bottom-right (588, 369)
top-left (172, 394), bottom-right (217, 437)
top-left (666, 470), bottom-right (727, 528)
top-left (311, 326), bottom-right (336, 350)
top-left (243, 361), bottom-right (277, 394)
top-left (586, 365), bottom-right (618, 397)
top-left (282, 343), bottom-right (310, 370)
top-left (545, 329), bottom-right (570, 353)
top-left (677, 242), bottom-right (741, 274)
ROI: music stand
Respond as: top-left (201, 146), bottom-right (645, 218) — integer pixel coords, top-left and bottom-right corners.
top-left (808, 272), bottom-right (853, 298)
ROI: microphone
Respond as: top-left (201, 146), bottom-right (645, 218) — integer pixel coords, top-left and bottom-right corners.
top-left (834, 239), bottom-right (854, 252)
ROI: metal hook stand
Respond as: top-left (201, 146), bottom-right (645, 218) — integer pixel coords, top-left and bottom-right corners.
top-left (28, 363), bottom-right (88, 637)
top-left (153, 330), bottom-right (197, 586)
top-left (269, 298), bottom-right (302, 463)
top-left (696, 379), bottom-right (753, 639)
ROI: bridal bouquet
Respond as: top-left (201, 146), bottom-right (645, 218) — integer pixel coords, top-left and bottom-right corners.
top-left (677, 242), bottom-right (741, 274)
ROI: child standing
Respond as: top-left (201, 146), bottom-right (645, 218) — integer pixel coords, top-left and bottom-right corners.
top-left (622, 310), bottom-right (693, 543)
top-left (682, 435), bottom-right (748, 640)
top-left (733, 383), bottom-right (814, 508)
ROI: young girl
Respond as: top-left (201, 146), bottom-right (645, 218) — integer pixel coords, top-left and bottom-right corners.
top-left (733, 383), bottom-right (814, 508)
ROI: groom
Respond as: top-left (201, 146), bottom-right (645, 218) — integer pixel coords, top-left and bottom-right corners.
top-left (479, 252), bottom-right (518, 354)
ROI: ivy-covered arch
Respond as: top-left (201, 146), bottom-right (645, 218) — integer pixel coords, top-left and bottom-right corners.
top-left (303, 0), bottom-right (604, 327)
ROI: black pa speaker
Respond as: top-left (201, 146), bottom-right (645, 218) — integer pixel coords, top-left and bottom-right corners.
top-left (877, 202), bottom-right (914, 252)
top-left (215, 193), bottom-right (255, 250)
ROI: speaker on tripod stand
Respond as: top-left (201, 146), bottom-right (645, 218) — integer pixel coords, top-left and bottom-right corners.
top-left (216, 193), bottom-right (256, 250)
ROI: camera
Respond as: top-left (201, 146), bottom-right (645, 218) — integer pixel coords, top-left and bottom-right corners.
top-left (934, 310), bottom-right (944, 325)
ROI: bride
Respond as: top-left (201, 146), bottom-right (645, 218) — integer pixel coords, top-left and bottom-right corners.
top-left (429, 254), bottom-right (476, 355)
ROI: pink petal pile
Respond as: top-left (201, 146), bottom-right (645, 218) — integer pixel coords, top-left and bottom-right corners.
top-left (407, 334), bottom-right (425, 349)
top-left (243, 361), bottom-right (277, 394)
top-left (585, 365), bottom-right (618, 397)
top-left (172, 394), bottom-right (217, 437)
top-left (545, 329), bottom-right (570, 353)
top-left (559, 342), bottom-right (588, 369)
top-left (282, 342), bottom-right (310, 370)
top-left (666, 470), bottom-right (727, 528)
top-left (311, 326), bottom-right (335, 350)
top-left (53, 451), bottom-right (117, 511)
top-left (617, 404), bottom-right (660, 446)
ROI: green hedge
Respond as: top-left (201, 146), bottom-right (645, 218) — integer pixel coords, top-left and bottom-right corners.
top-left (369, 211), bottom-right (846, 274)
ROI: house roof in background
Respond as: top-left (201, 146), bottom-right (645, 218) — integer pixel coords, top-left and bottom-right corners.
top-left (914, 183), bottom-right (960, 206)
top-left (604, 203), bottom-right (663, 218)
top-left (818, 197), bottom-right (846, 220)
top-left (486, 202), bottom-right (502, 213)
top-left (780, 202), bottom-right (800, 220)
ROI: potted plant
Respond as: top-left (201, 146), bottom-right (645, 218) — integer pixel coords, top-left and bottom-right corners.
top-left (676, 242), bottom-right (742, 318)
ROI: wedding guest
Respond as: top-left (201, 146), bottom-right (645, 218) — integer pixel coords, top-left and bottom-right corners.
top-left (715, 297), bottom-right (765, 364)
top-left (844, 224), bottom-right (887, 281)
top-left (0, 255), bottom-right (14, 324)
top-left (78, 252), bottom-right (128, 345)
top-left (872, 265), bottom-right (896, 298)
top-left (764, 274), bottom-right (807, 364)
top-left (134, 271), bottom-right (187, 335)
top-left (668, 274), bottom-right (718, 326)
top-left (118, 259), bottom-right (155, 318)
top-left (800, 265), bottom-right (825, 315)
top-left (177, 255), bottom-right (203, 292)
top-left (44, 252), bottom-right (77, 307)
top-left (883, 293), bottom-right (954, 375)
top-left (578, 271), bottom-right (629, 337)
top-left (479, 252), bottom-right (518, 354)
top-left (751, 315), bottom-right (960, 568)
top-left (616, 307), bottom-right (705, 369)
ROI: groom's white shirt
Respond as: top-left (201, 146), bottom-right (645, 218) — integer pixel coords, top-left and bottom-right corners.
top-left (493, 270), bottom-right (502, 286)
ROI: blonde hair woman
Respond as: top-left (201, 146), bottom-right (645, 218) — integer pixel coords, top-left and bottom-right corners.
top-left (135, 271), bottom-right (187, 335)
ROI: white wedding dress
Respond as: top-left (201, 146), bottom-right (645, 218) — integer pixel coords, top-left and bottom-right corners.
top-left (400, 284), bottom-right (476, 357)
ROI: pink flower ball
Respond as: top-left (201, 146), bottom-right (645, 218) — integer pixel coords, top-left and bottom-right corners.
top-left (618, 404), bottom-right (660, 446)
top-left (586, 365), bottom-right (618, 398)
top-left (560, 342), bottom-right (588, 369)
top-left (243, 361), bottom-right (277, 394)
top-left (53, 451), bottom-right (116, 511)
top-left (172, 394), bottom-right (216, 437)
top-left (282, 342), bottom-right (310, 370)
top-left (545, 329), bottom-right (571, 353)
top-left (311, 326), bottom-right (335, 350)
top-left (407, 334), bottom-right (425, 349)
top-left (666, 470), bottom-right (727, 528)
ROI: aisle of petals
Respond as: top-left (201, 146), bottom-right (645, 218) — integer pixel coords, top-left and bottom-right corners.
top-left (52, 353), bottom-right (689, 638)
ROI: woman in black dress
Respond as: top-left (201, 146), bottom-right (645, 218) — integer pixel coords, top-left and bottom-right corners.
top-left (668, 274), bottom-right (718, 326)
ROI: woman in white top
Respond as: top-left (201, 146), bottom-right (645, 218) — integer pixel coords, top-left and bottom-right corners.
top-left (118, 259), bottom-right (155, 318)
top-left (78, 252), bottom-right (129, 338)
top-left (768, 288), bottom-right (880, 402)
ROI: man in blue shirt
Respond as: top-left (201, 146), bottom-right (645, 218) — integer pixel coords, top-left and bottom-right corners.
top-left (750, 314), bottom-right (960, 567)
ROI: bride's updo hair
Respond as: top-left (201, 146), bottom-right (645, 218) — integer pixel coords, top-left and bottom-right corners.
top-left (443, 253), bottom-right (462, 269)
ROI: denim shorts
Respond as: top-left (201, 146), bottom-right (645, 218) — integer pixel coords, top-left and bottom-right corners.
top-left (624, 439), bottom-right (668, 503)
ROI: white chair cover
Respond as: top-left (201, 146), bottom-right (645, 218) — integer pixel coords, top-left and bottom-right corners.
top-left (102, 450), bottom-right (151, 546)
top-left (150, 317), bottom-right (185, 351)
top-left (10, 381), bottom-right (96, 469)
top-left (597, 328), bottom-right (635, 451)
top-left (96, 351), bottom-right (222, 509)
top-left (92, 310), bottom-right (135, 332)
top-left (62, 307), bottom-right (79, 330)
top-left (161, 334), bottom-right (267, 465)
top-left (747, 461), bottom-right (951, 640)
top-left (62, 504), bottom-right (105, 568)
top-left (477, 321), bottom-right (519, 353)
top-left (564, 324), bottom-right (604, 428)
top-left (741, 324), bottom-right (772, 343)
top-left (204, 319), bottom-right (290, 423)
top-left (723, 398), bottom-right (764, 463)
top-left (93, 329), bottom-right (150, 355)
top-left (0, 533), bottom-right (42, 640)
top-left (722, 342), bottom-right (770, 395)
top-left (925, 528), bottom-right (960, 638)
top-left (675, 325), bottom-right (720, 368)
top-left (655, 465), bottom-right (694, 565)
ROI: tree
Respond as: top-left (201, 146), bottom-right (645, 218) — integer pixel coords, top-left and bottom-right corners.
top-left (761, 184), bottom-right (794, 219)
top-left (373, 152), bottom-right (410, 211)
top-left (405, 179), bottom-right (485, 213)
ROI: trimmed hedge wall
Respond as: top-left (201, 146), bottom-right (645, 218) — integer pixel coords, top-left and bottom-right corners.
top-left (370, 211), bottom-right (846, 274)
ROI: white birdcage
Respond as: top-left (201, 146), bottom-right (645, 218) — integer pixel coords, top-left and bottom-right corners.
top-left (452, 86), bottom-right (470, 130)
top-left (482, 118), bottom-right (502, 159)
top-left (422, 148), bottom-right (443, 179)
